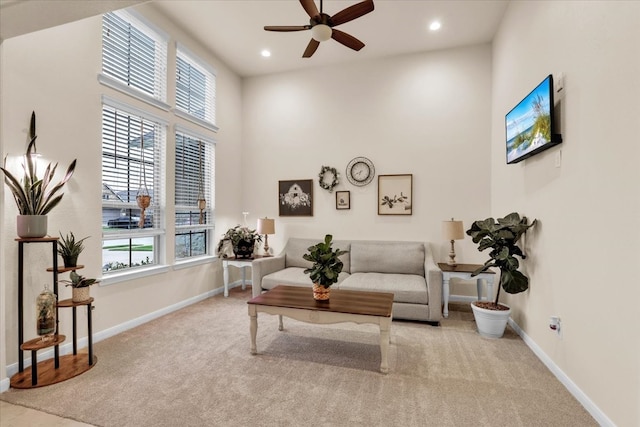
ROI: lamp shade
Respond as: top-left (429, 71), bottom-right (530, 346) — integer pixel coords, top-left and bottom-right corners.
top-left (311, 24), bottom-right (332, 42)
top-left (257, 218), bottom-right (275, 235)
top-left (442, 219), bottom-right (464, 240)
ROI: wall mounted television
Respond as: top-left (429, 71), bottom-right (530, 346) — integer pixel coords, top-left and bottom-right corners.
top-left (506, 74), bottom-right (562, 164)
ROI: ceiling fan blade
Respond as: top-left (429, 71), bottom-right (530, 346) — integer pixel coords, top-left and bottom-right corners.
top-left (330, 0), bottom-right (374, 27)
top-left (264, 25), bottom-right (310, 32)
top-left (302, 39), bottom-right (320, 58)
top-left (300, 0), bottom-right (320, 19)
top-left (331, 29), bottom-right (365, 51)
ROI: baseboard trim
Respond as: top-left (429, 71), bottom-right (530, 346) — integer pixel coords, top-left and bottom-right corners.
top-left (508, 318), bottom-right (614, 427)
top-left (2, 287), bottom-right (223, 391)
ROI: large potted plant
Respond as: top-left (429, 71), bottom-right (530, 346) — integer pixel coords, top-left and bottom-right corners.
top-left (58, 231), bottom-right (90, 268)
top-left (0, 112), bottom-right (77, 238)
top-left (302, 234), bottom-right (348, 301)
top-left (466, 212), bottom-right (536, 338)
top-left (217, 225), bottom-right (262, 259)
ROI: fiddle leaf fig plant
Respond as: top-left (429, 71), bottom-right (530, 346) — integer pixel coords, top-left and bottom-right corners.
top-left (302, 234), bottom-right (348, 288)
top-left (0, 111), bottom-right (77, 215)
top-left (466, 212), bottom-right (536, 307)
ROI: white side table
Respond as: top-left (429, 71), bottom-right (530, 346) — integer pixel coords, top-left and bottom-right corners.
top-left (438, 263), bottom-right (496, 318)
top-left (222, 256), bottom-right (261, 297)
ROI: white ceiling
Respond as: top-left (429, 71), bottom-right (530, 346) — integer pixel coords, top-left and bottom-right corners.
top-left (1, 0), bottom-right (509, 78)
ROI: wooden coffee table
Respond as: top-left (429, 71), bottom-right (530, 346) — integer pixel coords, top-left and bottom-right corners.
top-left (247, 285), bottom-right (394, 373)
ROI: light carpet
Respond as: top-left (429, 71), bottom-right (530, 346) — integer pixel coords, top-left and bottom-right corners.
top-left (0, 287), bottom-right (596, 426)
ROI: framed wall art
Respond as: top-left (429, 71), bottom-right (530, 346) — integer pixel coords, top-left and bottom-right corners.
top-left (278, 179), bottom-right (313, 216)
top-left (335, 190), bottom-right (350, 210)
top-left (378, 174), bottom-right (412, 215)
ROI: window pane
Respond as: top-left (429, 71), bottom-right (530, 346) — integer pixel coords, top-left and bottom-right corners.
top-left (102, 236), bottom-right (156, 272)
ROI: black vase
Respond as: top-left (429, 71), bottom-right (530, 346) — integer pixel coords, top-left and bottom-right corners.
top-left (233, 239), bottom-right (254, 259)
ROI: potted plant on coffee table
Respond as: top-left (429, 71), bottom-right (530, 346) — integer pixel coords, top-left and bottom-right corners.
top-left (303, 234), bottom-right (348, 301)
top-left (60, 271), bottom-right (100, 303)
top-left (466, 212), bottom-right (536, 338)
top-left (58, 231), bottom-right (90, 268)
top-left (0, 111), bottom-right (76, 238)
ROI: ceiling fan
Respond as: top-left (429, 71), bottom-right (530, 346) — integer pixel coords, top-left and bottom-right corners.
top-left (264, 0), bottom-right (375, 58)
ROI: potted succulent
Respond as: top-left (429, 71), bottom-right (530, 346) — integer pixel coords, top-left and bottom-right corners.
top-left (58, 231), bottom-right (90, 268)
top-left (60, 271), bottom-right (100, 303)
top-left (0, 112), bottom-right (77, 238)
top-left (217, 225), bottom-right (263, 259)
top-left (466, 212), bottom-right (537, 338)
top-left (302, 234), bottom-right (348, 301)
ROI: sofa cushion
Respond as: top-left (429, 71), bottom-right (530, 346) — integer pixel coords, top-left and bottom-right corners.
top-left (262, 267), bottom-right (350, 290)
top-left (283, 238), bottom-right (351, 273)
top-left (350, 241), bottom-right (424, 275)
top-left (339, 272), bottom-right (428, 304)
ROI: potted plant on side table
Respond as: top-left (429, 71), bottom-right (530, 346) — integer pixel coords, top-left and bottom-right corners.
top-left (217, 225), bottom-right (263, 259)
top-left (303, 234), bottom-right (348, 301)
top-left (0, 111), bottom-right (77, 238)
top-left (466, 212), bottom-right (536, 338)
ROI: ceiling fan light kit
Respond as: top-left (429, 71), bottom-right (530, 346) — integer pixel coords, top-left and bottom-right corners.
top-left (264, 0), bottom-right (375, 58)
top-left (311, 24), bottom-right (332, 42)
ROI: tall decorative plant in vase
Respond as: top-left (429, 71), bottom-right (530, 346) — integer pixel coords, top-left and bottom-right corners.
top-left (466, 212), bottom-right (536, 338)
top-left (0, 111), bottom-right (77, 238)
top-left (303, 234), bottom-right (348, 301)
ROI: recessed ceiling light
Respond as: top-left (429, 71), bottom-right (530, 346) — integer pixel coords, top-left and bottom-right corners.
top-left (261, 49), bottom-right (271, 58)
top-left (429, 21), bottom-right (441, 31)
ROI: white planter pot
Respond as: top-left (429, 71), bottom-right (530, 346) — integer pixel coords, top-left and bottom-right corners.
top-left (471, 301), bottom-right (511, 339)
top-left (16, 215), bottom-right (48, 238)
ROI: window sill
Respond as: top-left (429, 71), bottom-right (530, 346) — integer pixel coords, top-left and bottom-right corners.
top-left (173, 255), bottom-right (217, 270)
top-left (98, 74), bottom-right (171, 112)
top-left (100, 264), bottom-right (171, 286)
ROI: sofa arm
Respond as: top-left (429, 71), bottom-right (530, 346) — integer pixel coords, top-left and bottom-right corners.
top-left (424, 247), bottom-right (443, 322)
top-left (251, 255), bottom-right (286, 297)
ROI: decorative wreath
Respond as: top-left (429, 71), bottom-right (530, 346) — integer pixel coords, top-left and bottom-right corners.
top-left (318, 165), bottom-right (340, 193)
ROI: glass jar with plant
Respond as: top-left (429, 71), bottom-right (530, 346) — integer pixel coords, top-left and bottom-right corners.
top-left (302, 234), bottom-right (348, 301)
top-left (0, 112), bottom-right (76, 238)
top-left (58, 231), bottom-right (90, 268)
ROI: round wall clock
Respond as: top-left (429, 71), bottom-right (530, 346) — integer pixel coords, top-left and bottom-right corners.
top-left (346, 157), bottom-right (375, 186)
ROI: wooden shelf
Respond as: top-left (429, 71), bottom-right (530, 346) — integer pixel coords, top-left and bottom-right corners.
top-left (10, 353), bottom-right (97, 389)
top-left (58, 297), bottom-right (94, 308)
top-left (14, 236), bottom-right (58, 243)
top-left (46, 265), bottom-right (84, 273)
top-left (20, 334), bottom-right (65, 351)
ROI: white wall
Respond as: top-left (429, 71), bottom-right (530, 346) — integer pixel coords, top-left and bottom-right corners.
top-left (0, 4), bottom-right (245, 384)
top-left (241, 44), bottom-right (493, 263)
top-left (492, 2), bottom-right (640, 426)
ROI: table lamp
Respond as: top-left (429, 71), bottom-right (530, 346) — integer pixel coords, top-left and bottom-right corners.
top-left (257, 217), bottom-right (275, 256)
top-left (442, 218), bottom-right (464, 266)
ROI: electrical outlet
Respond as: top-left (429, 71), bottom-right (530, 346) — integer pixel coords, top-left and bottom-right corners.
top-left (549, 316), bottom-right (561, 337)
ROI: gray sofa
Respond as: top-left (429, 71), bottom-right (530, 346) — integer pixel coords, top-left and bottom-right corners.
top-left (251, 238), bottom-right (442, 323)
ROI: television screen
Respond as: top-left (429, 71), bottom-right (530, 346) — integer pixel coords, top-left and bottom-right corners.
top-left (506, 74), bottom-right (561, 164)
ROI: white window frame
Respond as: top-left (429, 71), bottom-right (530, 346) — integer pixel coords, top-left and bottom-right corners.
top-left (175, 43), bottom-right (218, 132)
top-left (100, 9), bottom-right (170, 111)
top-left (174, 125), bottom-right (215, 261)
top-left (101, 96), bottom-right (166, 276)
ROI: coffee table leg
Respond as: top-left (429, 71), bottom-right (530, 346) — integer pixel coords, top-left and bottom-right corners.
top-left (379, 319), bottom-right (391, 374)
top-left (278, 315), bottom-right (284, 331)
top-left (249, 308), bottom-right (258, 355)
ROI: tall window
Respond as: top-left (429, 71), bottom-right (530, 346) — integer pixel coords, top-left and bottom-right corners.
top-left (101, 102), bottom-right (165, 273)
top-left (101, 10), bottom-right (168, 107)
top-left (176, 45), bottom-right (217, 130)
top-left (175, 129), bottom-right (215, 259)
